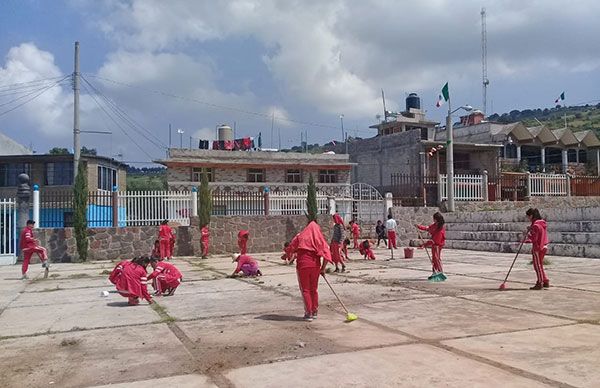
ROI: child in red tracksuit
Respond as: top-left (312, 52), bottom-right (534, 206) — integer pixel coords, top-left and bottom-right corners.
top-left (359, 240), bottom-right (376, 260)
top-left (115, 256), bottom-right (153, 305)
top-left (285, 221), bottom-right (332, 322)
top-left (524, 208), bottom-right (550, 290)
top-left (158, 220), bottom-right (174, 260)
top-left (109, 257), bottom-right (137, 285)
top-left (342, 238), bottom-right (350, 261)
top-left (416, 212), bottom-right (446, 279)
top-left (330, 214), bottom-right (345, 272)
top-left (238, 230), bottom-right (249, 254)
top-left (19, 220), bottom-right (49, 279)
top-left (201, 226), bottom-right (210, 259)
top-left (349, 221), bottom-right (360, 249)
top-left (148, 257), bottom-right (183, 296)
top-left (230, 253), bottom-right (262, 277)
top-left (151, 240), bottom-right (161, 260)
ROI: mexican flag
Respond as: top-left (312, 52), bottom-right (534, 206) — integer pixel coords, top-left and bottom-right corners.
top-left (436, 82), bottom-right (449, 108)
top-left (554, 91), bottom-right (565, 104)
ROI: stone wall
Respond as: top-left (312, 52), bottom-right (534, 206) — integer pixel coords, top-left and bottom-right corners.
top-left (454, 197), bottom-right (600, 213)
top-left (390, 206), bottom-right (441, 247)
top-left (35, 214), bottom-right (331, 262)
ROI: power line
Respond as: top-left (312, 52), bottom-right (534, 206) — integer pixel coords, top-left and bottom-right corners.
top-left (0, 77), bottom-right (69, 108)
top-left (0, 76), bottom-right (64, 91)
top-left (85, 74), bottom-right (339, 130)
top-left (80, 80), bottom-right (158, 161)
top-left (81, 76), bottom-right (167, 149)
top-left (0, 75), bottom-right (69, 117)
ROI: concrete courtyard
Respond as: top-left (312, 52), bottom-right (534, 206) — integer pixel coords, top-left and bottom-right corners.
top-left (1, 246), bottom-right (599, 388)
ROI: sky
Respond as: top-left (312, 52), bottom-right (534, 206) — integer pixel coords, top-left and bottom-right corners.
top-left (1, 0), bottom-right (599, 166)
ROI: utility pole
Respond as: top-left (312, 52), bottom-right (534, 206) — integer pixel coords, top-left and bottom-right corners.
top-left (381, 89), bottom-right (387, 122)
top-left (278, 127), bottom-right (281, 150)
top-left (73, 41), bottom-right (81, 179)
top-left (446, 99), bottom-right (455, 212)
top-left (270, 112), bottom-right (275, 148)
top-left (481, 7), bottom-right (489, 116)
top-left (169, 124), bottom-right (172, 148)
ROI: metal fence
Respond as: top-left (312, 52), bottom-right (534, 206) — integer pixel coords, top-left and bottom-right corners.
top-left (39, 190), bottom-right (74, 228)
top-left (571, 176), bottom-right (600, 196)
top-left (529, 173), bottom-right (568, 196)
top-left (0, 199), bottom-right (16, 265)
top-left (439, 174), bottom-right (484, 201)
top-left (119, 191), bottom-right (191, 226)
top-left (388, 174), bottom-right (439, 206)
top-left (269, 193), bottom-right (329, 216)
top-left (211, 191), bottom-right (265, 216)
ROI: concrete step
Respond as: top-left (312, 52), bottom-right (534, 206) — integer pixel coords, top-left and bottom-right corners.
top-left (443, 207), bottom-right (600, 224)
top-left (409, 239), bottom-right (600, 258)
top-left (446, 221), bottom-right (600, 233)
top-left (445, 230), bottom-right (600, 245)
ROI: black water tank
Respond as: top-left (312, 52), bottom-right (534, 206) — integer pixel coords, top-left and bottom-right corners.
top-left (406, 93), bottom-right (421, 110)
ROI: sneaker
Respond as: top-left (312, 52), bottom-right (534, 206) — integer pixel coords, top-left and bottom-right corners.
top-left (21, 274), bottom-right (28, 280)
top-left (543, 280), bottom-right (550, 288)
top-left (312, 311), bottom-right (318, 319)
top-left (303, 314), bottom-right (313, 322)
top-left (529, 283), bottom-right (543, 290)
top-left (341, 266), bottom-right (346, 273)
top-left (42, 261), bottom-right (49, 269)
top-left (333, 268), bottom-right (339, 273)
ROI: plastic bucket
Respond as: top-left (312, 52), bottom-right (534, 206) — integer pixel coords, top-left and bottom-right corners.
top-left (404, 248), bottom-right (414, 259)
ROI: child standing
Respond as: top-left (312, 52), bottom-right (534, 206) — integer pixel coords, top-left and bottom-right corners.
top-left (285, 221), bottom-right (332, 321)
top-left (385, 214), bottom-right (397, 250)
top-left (416, 212), bottom-right (446, 280)
top-left (158, 220), bottom-right (174, 260)
top-left (200, 226), bottom-right (210, 259)
top-left (349, 220), bottom-right (360, 249)
top-left (375, 220), bottom-right (387, 248)
top-left (19, 220), bottom-right (49, 279)
top-left (524, 208), bottom-right (550, 290)
top-left (238, 230), bottom-right (249, 254)
top-left (330, 214), bottom-right (345, 272)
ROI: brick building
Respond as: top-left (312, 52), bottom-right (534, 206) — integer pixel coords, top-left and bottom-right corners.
top-left (157, 149), bottom-right (352, 196)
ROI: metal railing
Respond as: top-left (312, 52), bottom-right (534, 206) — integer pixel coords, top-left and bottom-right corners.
top-left (439, 174), bottom-right (484, 201)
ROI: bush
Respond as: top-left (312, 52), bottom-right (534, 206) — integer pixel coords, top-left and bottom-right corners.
top-left (73, 163), bottom-right (88, 261)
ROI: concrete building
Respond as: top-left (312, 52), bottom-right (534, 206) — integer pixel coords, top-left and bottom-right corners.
top-left (157, 148), bottom-right (352, 196)
top-left (0, 154), bottom-right (127, 197)
top-left (443, 113), bottom-right (600, 174)
top-left (347, 94), bottom-right (501, 192)
top-left (0, 132), bottom-right (33, 156)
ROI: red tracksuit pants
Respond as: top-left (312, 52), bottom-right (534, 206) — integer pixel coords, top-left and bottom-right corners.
top-left (238, 240), bottom-right (248, 255)
top-left (296, 252), bottom-right (320, 315)
top-left (423, 241), bottom-right (443, 273)
top-left (387, 231), bottom-right (397, 249)
top-left (21, 246), bottom-right (47, 274)
top-left (353, 234), bottom-right (359, 249)
top-left (159, 240), bottom-right (171, 259)
top-left (201, 237), bottom-right (209, 256)
top-left (330, 242), bottom-right (343, 264)
top-left (532, 248), bottom-right (549, 284)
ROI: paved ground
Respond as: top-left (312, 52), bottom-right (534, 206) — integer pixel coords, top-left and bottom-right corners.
top-left (1, 246), bottom-right (599, 388)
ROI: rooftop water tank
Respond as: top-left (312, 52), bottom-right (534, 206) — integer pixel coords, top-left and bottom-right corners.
top-left (217, 124), bottom-right (233, 141)
top-left (406, 93), bottom-right (421, 111)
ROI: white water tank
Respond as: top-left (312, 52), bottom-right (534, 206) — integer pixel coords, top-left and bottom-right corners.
top-left (217, 124), bottom-right (233, 141)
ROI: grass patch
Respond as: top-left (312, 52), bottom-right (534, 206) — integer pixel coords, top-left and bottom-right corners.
top-left (151, 302), bottom-right (176, 323)
top-left (49, 273), bottom-right (60, 278)
top-left (60, 338), bottom-right (79, 346)
top-left (39, 286), bottom-right (61, 293)
top-left (99, 270), bottom-right (111, 275)
top-left (67, 273), bottom-right (91, 279)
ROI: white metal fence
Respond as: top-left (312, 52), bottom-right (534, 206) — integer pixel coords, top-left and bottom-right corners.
top-left (118, 191), bottom-right (192, 226)
top-left (439, 174), bottom-right (484, 201)
top-left (0, 199), bottom-right (17, 265)
top-left (269, 193), bottom-right (329, 216)
top-left (529, 173), bottom-right (568, 196)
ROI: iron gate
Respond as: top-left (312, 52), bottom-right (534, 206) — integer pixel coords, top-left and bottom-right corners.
top-left (0, 199), bottom-right (17, 265)
top-left (336, 183), bottom-right (384, 226)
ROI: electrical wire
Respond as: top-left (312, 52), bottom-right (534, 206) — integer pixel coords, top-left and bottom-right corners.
top-left (0, 75), bottom-right (70, 117)
top-left (0, 76), bottom-right (65, 91)
top-left (85, 74), bottom-right (339, 130)
top-left (0, 77), bottom-right (70, 108)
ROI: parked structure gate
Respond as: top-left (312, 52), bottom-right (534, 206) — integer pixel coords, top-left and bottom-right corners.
top-left (0, 199), bottom-right (17, 265)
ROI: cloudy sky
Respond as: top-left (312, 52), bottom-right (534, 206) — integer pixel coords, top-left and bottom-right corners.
top-left (1, 0), bottom-right (599, 165)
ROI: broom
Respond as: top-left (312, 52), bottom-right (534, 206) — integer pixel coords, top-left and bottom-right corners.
top-left (321, 274), bottom-right (358, 322)
top-left (417, 230), bottom-right (446, 282)
top-left (499, 229), bottom-right (528, 290)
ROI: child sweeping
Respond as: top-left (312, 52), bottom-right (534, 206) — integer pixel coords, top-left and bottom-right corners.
top-left (331, 214), bottom-right (346, 272)
top-left (524, 208), bottom-right (550, 290)
top-left (230, 253), bottom-right (262, 277)
top-left (284, 221), bottom-right (332, 322)
top-left (416, 212), bottom-right (446, 280)
top-left (148, 257), bottom-right (183, 296)
top-left (158, 220), bottom-right (174, 260)
top-left (358, 239), bottom-right (376, 260)
top-left (238, 230), bottom-right (249, 254)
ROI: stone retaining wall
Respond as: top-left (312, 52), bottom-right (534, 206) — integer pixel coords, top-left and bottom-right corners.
top-left (390, 206), bottom-right (441, 247)
top-left (455, 197), bottom-right (600, 213)
top-left (35, 215), bottom-right (331, 262)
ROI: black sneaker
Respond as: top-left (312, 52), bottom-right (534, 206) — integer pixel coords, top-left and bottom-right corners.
top-left (530, 283), bottom-right (543, 290)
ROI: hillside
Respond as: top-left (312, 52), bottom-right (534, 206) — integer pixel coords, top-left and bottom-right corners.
top-left (487, 103), bottom-right (600, 134)
top-left (125, 166), bottom-right (167, 191)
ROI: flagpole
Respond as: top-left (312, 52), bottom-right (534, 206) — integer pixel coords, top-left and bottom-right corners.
top-left (446, 95), bottom-right (455, 212)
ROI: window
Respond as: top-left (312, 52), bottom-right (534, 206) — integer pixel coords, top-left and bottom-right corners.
top-left (191, 167), bottom-right (214, 182)
top-left (286, 169), bottom-right (302, 183)
top-left (319, 169), bottom-right (337, 183)
top-left (0, 163), bottom-right (31, 187)
top-left (45, 162), bottom-right (73, 186)
top-left (97, 165), bottom-right (118, 191)
top-left (247, 168), bottom-right (265, 183)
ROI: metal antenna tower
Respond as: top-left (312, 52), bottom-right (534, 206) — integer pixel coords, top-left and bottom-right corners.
top-left (481, 7), bottom-right (489, 115)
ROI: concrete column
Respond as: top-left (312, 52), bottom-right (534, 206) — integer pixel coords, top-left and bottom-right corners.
top-left (384, 193), bottom-right (393, 217)
top-left (328, 197), bottom-right (336, 215)
top-left (32, 184), bottom-right (40, 228)
top-left (16, 174), bottom-right (31, 262)
top-left (526, 172), bottom-right (532, 199)
top-left (540, 146), bottom-right (546, 172)
top-left (482, 170), bottom-right (489, 201)
top-left (562, 149), bottom-right (568, 174)
top-left (576, 148), bottom-right (580, 163)
top-left (596, 149), bottom-right (600, 176)
top-left (516, 145), bottom-right (521, 162)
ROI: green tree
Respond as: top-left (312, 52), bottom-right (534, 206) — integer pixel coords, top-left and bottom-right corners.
top-left (306, 174), bottom-right (318, 223)
top-left (48, 147), bottom-right (70, 155)
top-left (81, 146), bottom-right (97, 156)
top-left (73, 163), bottom-right (88, 261)
top-left (198, 169), bottom-right (212, 228)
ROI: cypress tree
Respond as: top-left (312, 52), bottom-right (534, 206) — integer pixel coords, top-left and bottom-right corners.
top-left (199, 169), bottom-right (212, 228)
top-left (73, 162), bottom-right (88, 261)
top-left (306, 173), bottom-right (318, 223)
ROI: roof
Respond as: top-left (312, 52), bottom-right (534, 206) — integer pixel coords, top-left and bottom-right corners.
top-left (574, 130), bottom-right (600, 148)
top-left (422, 140), bottom-right (503, 151)
top-left (0, 153), bottom-right (127, 169)
top-left (526, 125), bottom-right (557, 144)
top-left (551, 128), bottom-right (579, 146)
top-left (0, 132), bottom-right (33, 155)
top-left (156, 149), bottom-right (353, 169)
